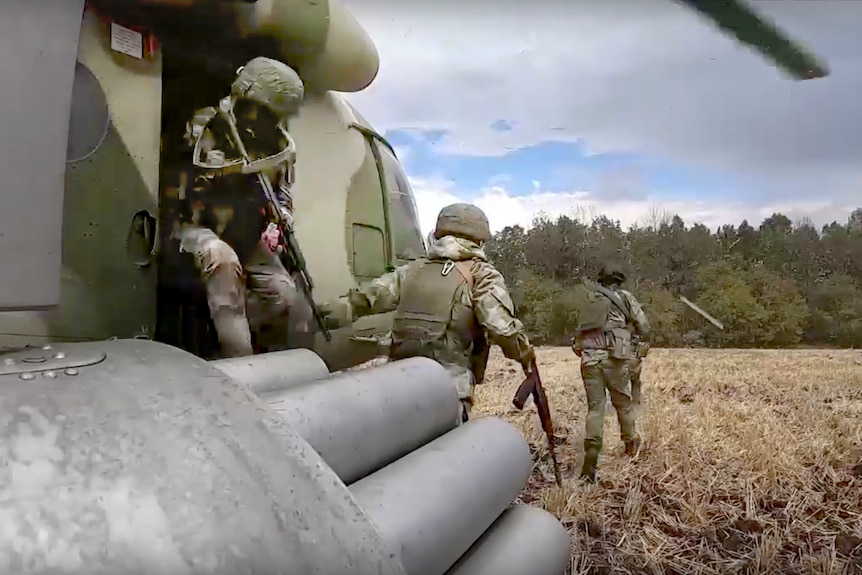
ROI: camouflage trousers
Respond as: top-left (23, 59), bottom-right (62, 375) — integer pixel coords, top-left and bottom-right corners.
top-left (628, 357), bottom-right (643, 405)
top-left (180, 225), bottom-right (311, 358)
top-left (580, 357), bottom-right (639, 454)
top-left (387, 351), bottom-right (474, 427)
top-left (440, 361), bottom-right (475, 426)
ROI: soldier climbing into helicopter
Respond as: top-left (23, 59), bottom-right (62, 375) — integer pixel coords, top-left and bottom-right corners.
top-left (178, 57), bottom-right (314, 358)
top-left (336, 203), bottom-right (536, 424)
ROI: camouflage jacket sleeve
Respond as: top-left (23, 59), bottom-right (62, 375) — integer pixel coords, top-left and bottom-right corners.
top-left (353, 263), bottom-right (412, 316)
top-left (622, 290), bottom-right (650, 337)
top-left (470, 261), bottom-right (533, 364)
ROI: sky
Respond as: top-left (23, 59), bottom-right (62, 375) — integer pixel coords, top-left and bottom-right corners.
top-left (340, 0), bottom-right (862, 237)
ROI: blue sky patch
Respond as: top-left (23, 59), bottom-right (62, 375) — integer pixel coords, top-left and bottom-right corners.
top-left (385, 128), bottom-right (747, 203)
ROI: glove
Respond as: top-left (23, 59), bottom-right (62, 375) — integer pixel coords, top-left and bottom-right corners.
top-left (261, 222), bottom-right (281, 253)
top-left (347, 288), bottom-right (371, 318)
top-left (317, 296), bottom-right (353, 328)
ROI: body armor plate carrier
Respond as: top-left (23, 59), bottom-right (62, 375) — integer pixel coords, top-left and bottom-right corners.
top-left (391, 259), bottom-right (476, 368)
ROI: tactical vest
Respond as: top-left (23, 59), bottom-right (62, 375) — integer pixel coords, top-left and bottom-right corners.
top-left (390, 258), bottom-right (477, 368)
top-left (574, 285), bottom-right (634, 360)
top-left (185, 117), bottom-right (276, 264)
top-left (192, 172), bottom-right (268, 264)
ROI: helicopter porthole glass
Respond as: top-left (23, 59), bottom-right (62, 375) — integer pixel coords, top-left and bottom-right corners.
top-left (66, 61), bottom-right (110, 163)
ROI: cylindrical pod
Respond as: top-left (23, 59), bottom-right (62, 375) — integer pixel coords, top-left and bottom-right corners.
top-left (210, 347), bottom-right (330, 394)
top-left (445, 505), bottom-right (571, 575)
top-left (0, 338), bottom-right (407, 575)
top-left (263, 356), bottom-right (460, 484)
top-left (350, 417), bottom-right (533, 575)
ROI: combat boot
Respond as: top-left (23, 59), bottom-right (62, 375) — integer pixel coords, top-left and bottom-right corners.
top-left (580, 450), bottom-right (598, 483)
top-left (580, 439), bottom-right (601, 483)
top-left (624, 436), bottom-right (641, 457)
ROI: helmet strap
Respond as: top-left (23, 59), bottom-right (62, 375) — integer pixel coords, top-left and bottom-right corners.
top-left (191, 99), bottom-right (296, 179)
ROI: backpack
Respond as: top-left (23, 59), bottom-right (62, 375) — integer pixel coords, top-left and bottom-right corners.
top-left (573, 283), bottom-right (633, 359)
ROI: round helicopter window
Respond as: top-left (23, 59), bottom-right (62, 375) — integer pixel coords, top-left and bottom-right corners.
top-left (66, 61), bottom-right (110, 163)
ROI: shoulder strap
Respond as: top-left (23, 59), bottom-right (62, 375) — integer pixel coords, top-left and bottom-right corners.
top-left (452, 260), bottom-right (475, 290)
top-left (595, 283), bottom-right (631, 322)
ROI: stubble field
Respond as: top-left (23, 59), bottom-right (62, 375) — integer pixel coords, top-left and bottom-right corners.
top-left (473, 347), bottom-right (862, 575)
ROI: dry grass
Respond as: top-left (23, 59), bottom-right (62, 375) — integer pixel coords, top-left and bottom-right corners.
top-left (474, 347), bottom-right (862, 575)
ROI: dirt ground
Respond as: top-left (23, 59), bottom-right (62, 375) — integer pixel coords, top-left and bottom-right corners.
top-left (473, 347), bottom-right (862, 575)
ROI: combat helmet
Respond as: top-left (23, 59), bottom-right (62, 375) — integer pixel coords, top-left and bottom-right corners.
top-left (597, 262), bottom-right (626, 285)
top-left (191, 57), bottom-right (302, 179)
top-left (231, 57), bottom-right (305, 122)
top-left (434, 203), bottom-right (492, 243)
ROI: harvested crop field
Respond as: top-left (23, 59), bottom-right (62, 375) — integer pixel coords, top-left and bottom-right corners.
top-left (474, 347), bottom-right (862, 575)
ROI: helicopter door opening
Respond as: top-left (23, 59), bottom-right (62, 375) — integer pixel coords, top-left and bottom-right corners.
top-left (154, 58), bottom-right (228, 359)
top-left (0, 0), bottom-right (86, 310)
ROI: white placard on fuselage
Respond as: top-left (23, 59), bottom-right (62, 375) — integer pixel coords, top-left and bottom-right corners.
top-left (110, 22), bottom-right (142, 59)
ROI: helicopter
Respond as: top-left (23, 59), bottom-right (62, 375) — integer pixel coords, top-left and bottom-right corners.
top-left (0, 0), bottom-right (428, 373)
top-left (0, 1), bottom-right (831, 574)
top-left (0, 0), bottom-right (828, 373)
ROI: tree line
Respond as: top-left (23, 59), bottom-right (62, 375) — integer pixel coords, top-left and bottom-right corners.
top-left (483, 207), bottom-right (862, 348)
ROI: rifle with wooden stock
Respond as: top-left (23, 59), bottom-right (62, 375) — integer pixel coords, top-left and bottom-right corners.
top-left (512, 357), bottom-right (562, 486)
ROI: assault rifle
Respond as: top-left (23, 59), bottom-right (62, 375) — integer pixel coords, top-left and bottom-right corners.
top-left (217, 103), bottom-right (331, 342)
top-left (512, 358), bottom-right (562, 486)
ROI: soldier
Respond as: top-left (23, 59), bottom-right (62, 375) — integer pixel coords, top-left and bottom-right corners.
top-left (572, 263), bottom-right (650, 483)
top-left (343, 203), bottom-right (536, 424)
top-left (179, 57), bottom-right (312, 358)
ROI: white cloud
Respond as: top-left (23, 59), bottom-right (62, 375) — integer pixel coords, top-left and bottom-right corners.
top-left (391, 145), bottom-right (412, 163)
top-left (342, 0), bottom-right (862, 201)
top-left (410, 177), bottom-right (855, 239)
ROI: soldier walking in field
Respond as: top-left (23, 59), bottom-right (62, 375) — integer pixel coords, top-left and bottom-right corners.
top-left (572, 263), bottom-right (650, 483)
top-left (342, 203), bottom-right (536, 424)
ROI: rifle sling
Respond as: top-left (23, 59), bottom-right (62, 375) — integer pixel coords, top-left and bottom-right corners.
top-left (594, 283), bottom-right (631, 323)
top-left (452, 260), bottom-right (474, 290)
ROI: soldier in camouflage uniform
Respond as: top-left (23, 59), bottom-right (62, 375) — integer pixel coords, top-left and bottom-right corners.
top-left (179, 57), bottom-right (312, 358)
top-left (572, 263), bottom-right (650, 482)
top-left (345, 203), bottom-right (536, 424)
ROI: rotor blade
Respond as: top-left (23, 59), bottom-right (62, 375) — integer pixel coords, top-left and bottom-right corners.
top-left (680, 296), bottom-right (725, 330)
top-left (676, 0), bottom-right (829, 80)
